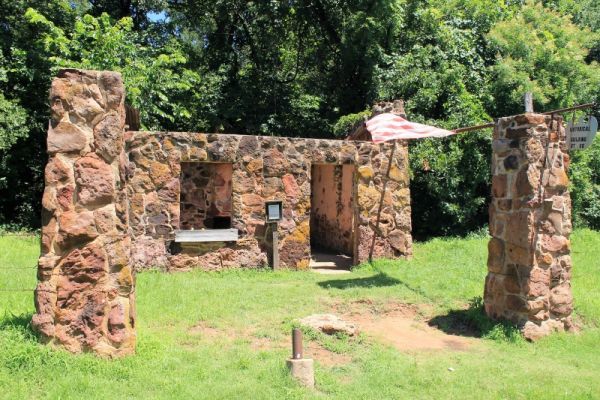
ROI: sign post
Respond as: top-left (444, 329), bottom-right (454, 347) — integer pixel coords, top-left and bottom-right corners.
top-left (265, 201), bottom-right (283, 270)
top-left (567, 116), bottom-right (598, 151)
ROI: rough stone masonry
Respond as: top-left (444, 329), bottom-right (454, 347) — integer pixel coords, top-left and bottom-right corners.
top-left (33, 68), bottom-right (575, 357)
top-left (126, 130), bottom-right (413, 271)
top-left (33, 69), bottom-right (413, 356)
top-left (485, 113), bottom-right (575, 340)
top-left (32, 69), bottom-right (136, 357)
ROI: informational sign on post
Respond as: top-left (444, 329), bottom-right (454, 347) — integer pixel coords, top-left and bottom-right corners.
top-left (566, 116), bottom-right (598, 150)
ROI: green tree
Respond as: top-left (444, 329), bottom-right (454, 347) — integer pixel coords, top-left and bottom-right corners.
top-left (371, 0), bottom-right (511, 238)
top-left (569, 134), bottom-right (600, 229)
top-left (26, 9), bottom-right (205, 130)
top-left (167, 0), bottom-right (400, 137)
top-left (487, 1), bottom-right (600, 117)
top-left (0, 55), bottom-right (28, 151)
top-left (0, 0), bottom-right (79, 227)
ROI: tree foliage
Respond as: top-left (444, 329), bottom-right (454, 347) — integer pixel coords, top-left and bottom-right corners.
top-left (0, 0), bottom-right (598, 235)
top-left (26, 9), bottom-right (210, 130)
top-left (570, 135), bottom-right (600, 229)
top-left (487, 1), bottom-right (600, 117)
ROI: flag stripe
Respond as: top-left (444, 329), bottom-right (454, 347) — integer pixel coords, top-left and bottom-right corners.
top-left (365, 113), bottom-right (457, 143)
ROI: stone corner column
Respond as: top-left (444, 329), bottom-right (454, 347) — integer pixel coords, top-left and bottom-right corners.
top-left (485, 113), bottom-right (574, 340)
top-left (354, 138), bottom-right (413, 264)
top-left (32, 68), bottom-right (136, 357)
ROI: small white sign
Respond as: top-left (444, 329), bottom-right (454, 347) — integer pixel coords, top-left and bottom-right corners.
top-left (567, 116), bottom-right (597, 150)
top-left (268, 204), bottom-right (281, 220)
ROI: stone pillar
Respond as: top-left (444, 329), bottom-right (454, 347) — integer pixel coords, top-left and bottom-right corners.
top-left (352, 100), bottom-right (413, 263)
top-left (485, 113), bottom-right (574, 340)
top-left (32, 69), bottom-right (135, 357)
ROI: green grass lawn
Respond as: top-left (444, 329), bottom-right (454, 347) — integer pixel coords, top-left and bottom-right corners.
top-left (1, 230), bottom-right (599, 399)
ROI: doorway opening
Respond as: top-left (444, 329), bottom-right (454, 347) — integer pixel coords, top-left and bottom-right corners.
top-left (310, 164), bottom-right (355, 273)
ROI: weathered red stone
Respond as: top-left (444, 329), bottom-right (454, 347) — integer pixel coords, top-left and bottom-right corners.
top-left (388, 230), bottom-right (408, 253)
top-left (93, 206), bottom-right (117, 234)
top-left (514, 165), bottom-right (538, 197)
top-left (503, 274), bottom-right (521, 294)
top-left (94, 112), bottom-right (123, 162)
top-left (549, 283), bottom-right (573, 316)
top-left (148, 161), bottom-right (172, 189)
top-left (506, 243), bottom-right (533, 265)
top-left (505, 294), bottom-right (528, 312)
top-left (57, 210), bottom-right (99, 249)
top-left (548, 166), bottom-right (569, 191)
top-left (505, 211), bottom-right (533, 248)
top-left (99, 71), bottom-right (124, 110)
top-left (282, 174), bottom-right (301, 199)
top-left (45, 156), bottom-right (71, 184)
top-left (74, 154), bottom-right (115, 206)
top-left (47, 121), bottom-right (88, 154)
top-left (514, 114), bottom-right (547, 125)
top-left (108, 303), bottom-right (126, 343)
top-left (41, 216), bottom-right (57, 255)
top-left (263, 149), bottom-right (288, 176)
top-left (540, 235), bottom-right (570, 253)
top-left (37, 69), bottom-right (135, 358)
top-left (497, 199), bottom-right (512, 211)
top-left (492, 175), bottom-right (507, 198)
top-left (42, 188), bottom-right (58, 213)
top-left (505, 126), bottom-right (532, 140)
top-left (237, 135), bottom-right (258, 156)
top-left (487, 238), bottom-right (504, 273)
top-left (32, 313), bottom-right (55, 338)
top-left (56, 185), bottom-right (74, 211)
top-left (59, 243), bottom-right (107, 284)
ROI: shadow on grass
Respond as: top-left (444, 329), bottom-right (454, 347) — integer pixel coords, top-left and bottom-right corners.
top-left (0, 312), bottom-right (39, 342)
top-left (317, 272), bottom-right (401, 290)
top-left (428, 297), bottom-right (523, 341)
top-left (317, 271), bottom-right (432, 299)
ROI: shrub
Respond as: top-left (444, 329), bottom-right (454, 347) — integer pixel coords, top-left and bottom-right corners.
top-left (333, 110), bottom-right (371, 138)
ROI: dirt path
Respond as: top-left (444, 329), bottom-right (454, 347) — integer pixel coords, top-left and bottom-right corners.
top-left (336, 300), bottom-right (479, 352)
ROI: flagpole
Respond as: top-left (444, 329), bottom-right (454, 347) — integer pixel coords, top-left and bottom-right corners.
top-left (368, 139), bottom-right (397, 262)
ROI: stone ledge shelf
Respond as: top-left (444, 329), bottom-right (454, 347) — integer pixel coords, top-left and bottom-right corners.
top-left (174, 229), bottom-right (239, 243)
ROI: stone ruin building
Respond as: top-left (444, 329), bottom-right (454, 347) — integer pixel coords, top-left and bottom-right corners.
top-left (32, 69), bottom-right (574, 357)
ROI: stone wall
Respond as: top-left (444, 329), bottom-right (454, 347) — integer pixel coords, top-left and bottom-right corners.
top-left (126, 132), bottom-right (413, 271)
top-left (310, 164), bottom-right (355, 255)
top-left (33, 69), bottom-right (135, 357)
top-left (485, 113), bottom-right (574, 340)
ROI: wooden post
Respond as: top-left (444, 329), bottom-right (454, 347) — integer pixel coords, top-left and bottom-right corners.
top-left (524, 92), bottom-right (534, 113)
top-left (368, 140), bottom-right (397, 262)
top-left (271, 223), bottom-right (280, 270)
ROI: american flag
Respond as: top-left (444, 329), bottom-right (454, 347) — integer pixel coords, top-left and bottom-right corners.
top-left (365, 113), bottom-right (457, 143)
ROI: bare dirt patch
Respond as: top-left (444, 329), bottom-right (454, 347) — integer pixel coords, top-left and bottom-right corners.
top-left (189, 322), bottom-right (233, 339)
top-left (188, 323), bottom-right (288, 352)
top-left (249, 336), bottom-right (286, 352)
top-left (305, 342), bottom-right (352, 367)
top-left (334, 299), bottom-right (479, 352)
top-left (187, 321), bottom-right (353, 367)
